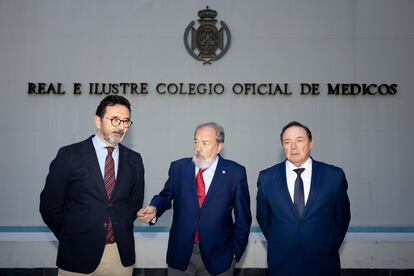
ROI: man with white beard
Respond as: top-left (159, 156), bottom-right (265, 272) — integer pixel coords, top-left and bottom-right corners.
top-left (138, 122), bottom-right (251, 276)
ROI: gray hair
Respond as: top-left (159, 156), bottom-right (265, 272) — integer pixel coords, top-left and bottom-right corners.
top-left (194, 122), bottom-right (225, 144)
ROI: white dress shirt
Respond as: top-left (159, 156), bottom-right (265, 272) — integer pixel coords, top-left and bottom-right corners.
top-left (285, 157), bottom-right (312, 204)
top-left (195, 155), bottom-right (219, 194)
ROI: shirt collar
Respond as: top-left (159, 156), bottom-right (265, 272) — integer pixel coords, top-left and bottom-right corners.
top-left (286, 157), bottom-right (312, 172)
top-left (196, 155), bottom-right (219, 174)
top-left (92, 134), bottom-right (119, 151)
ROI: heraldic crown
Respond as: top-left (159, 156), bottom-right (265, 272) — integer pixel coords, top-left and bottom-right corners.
top-left (198, 6), bottom-right (218, 20)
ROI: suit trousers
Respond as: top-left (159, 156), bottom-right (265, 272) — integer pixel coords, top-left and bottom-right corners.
top-left (58, 243), bottom-right (133, 276)
top-left (168, 243), bottom-right (236, 276)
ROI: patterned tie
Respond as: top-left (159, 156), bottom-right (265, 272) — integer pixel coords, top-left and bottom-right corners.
top-left (104, 147), bottom-right (116, 243)
top-left (196, 168), bottom-right (207, 207)
top-left (195, 168), bottom-right (206, 242)
top-left (293, 168), bottom-right (305, 219)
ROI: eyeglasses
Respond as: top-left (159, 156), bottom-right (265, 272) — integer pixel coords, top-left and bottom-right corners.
top-left (106, 117), bottom-right (133, 128)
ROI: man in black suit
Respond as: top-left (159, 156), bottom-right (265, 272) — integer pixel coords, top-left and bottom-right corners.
top-left (40, 95), bottom-right (145, 276)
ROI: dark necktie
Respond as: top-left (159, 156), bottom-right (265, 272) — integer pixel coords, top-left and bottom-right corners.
top-left (293, 168), bottom-right (305, 219)
top-left (195, 168), bottom-right (206, 242)
top-left (104, 147), bottom-right (116, 243)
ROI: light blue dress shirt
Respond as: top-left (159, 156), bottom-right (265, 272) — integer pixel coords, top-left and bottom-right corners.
top-left (92, 134), bottom-right (119, 179)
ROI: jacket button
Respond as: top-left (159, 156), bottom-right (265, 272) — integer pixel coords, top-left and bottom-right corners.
top-left (108, 203), bottom-right (113, 207)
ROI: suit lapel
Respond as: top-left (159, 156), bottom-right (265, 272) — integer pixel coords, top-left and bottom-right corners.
top-left (186, 159), bottom-right (198, 208)
top-left (81, 137), bottom-right (108, 199)
top-left (111, 144), bottom-right (127, 200)
top-left (302, 159), bottom-right (321, 219)
top-left (277, 162), bottom-right (299, 218)
top-left (203, 157), bottom-right (225, 207)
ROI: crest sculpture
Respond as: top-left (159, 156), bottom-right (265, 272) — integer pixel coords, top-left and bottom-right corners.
top-left (184, 7), bottom-right (231, 64)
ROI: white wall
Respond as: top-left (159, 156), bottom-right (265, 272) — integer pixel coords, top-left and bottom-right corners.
top-left (0, 0), bottom-right (413, 268)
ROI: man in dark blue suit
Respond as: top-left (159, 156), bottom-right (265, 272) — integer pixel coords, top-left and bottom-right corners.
top-left (40, 95), bottom-right (145, 276)
top-left (257, 121), bottom-right (350, 276)
top-left (138, 122), bottom-right (252, 276)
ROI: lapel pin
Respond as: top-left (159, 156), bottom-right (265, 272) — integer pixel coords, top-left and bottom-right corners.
top-left (222, 170), bottom-right (226, 174)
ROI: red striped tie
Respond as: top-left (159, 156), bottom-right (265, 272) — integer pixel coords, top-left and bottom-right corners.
top-left (104, 147), bottom-right (116, 243)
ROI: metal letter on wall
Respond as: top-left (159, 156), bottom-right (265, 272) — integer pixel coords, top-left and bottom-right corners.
top-left (184, 6), bottom-right (231, 65)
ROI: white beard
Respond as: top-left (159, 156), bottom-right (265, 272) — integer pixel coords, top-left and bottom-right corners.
top-left (192, 154), bottom-right (217, 169)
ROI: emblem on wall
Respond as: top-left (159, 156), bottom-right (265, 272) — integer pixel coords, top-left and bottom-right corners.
top-left (184, 6), bottom-right (231, 64)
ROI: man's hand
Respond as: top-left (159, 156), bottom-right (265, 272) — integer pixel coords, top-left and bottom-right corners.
top-left (137, 205), bottom-right (157, 224)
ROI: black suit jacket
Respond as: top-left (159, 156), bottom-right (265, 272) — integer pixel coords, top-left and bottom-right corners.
top-left (40, 136), bottom-right (145, 273)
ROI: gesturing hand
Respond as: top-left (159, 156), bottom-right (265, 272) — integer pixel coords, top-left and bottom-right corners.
top-left (137, 205), bottom-right (157, 224)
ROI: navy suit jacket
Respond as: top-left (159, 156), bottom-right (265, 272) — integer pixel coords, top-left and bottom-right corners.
top-left (150, 156), bottom-right (252, 275)
top-left (256, 159), bottom-right (350, 276)
top-left (40, 136), bottom-right (145, 273)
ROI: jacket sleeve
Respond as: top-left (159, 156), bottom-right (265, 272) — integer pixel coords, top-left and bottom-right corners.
top-left (334, 169), bottom-right (351, 249)
top-left (39, 148), bottom-right (69, 239)
top-left (128, 153), bottom-right (145, 222)
top-left (233, 167), bottom-right (252, 261)
top-left (256, 172), bottom-right (270, 240)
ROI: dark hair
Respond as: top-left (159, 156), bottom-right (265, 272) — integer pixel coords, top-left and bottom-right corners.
top-left (280, 121), bottom-right (312, 144)
top-left (95, 95), bottom-right (131, 118)
top-left (194, 122), bottom-right (225, 144)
